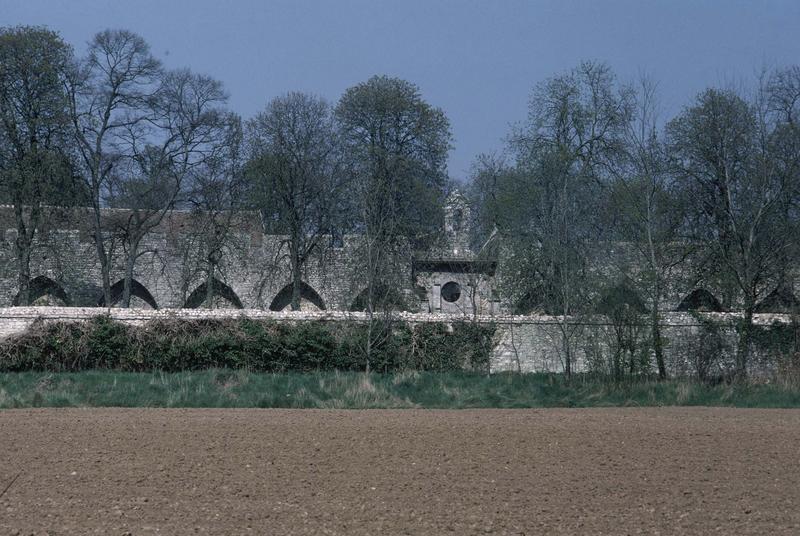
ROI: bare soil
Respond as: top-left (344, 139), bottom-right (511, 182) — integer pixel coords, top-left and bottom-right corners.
top-left (1, 408), bottom-right (799, 535)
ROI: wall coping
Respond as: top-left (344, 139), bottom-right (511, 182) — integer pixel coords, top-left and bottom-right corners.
top-left (0, 307), bottom-right (794, 327)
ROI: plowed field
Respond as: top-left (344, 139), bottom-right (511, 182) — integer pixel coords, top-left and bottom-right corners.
top-left (1, 408), bottom-right (799, 534)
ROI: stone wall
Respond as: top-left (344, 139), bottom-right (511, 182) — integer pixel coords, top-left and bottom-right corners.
top-left (0, 213), bottom-right (403, 311)
top-left (4, 206), bottom-right (797, 322)
top-left (0, 207), bottom-right (461, 314)
top-left (0, 307), bottom-right (794, 376)
top-left (490, 312), bottom-right (796, 376)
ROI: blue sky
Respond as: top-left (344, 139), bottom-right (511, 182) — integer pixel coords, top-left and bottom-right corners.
top-left (4, 0), bottom-right (800, 179)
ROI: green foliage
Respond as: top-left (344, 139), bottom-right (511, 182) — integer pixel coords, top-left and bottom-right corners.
top-left (407, 323), bottom-right (494, 372)
top-left (0, 26), bottom-right (82, 205)
top-left (335, 75), bottom-right (452, 244)
top-left (0, 316), bottom-right (495, 374)
top-left (749, 319), bottom-right (800, 356)
top-left (688, 314), bottom-right (732, 383)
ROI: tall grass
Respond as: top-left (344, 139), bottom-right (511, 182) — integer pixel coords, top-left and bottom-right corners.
top-left (2, 371), bottom-right (800, 409)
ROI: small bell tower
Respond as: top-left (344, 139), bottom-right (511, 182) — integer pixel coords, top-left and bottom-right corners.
top-left (444, 190), bottom-right (471, 257)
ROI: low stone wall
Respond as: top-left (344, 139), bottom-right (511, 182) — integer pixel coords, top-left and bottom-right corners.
top-left (491, 312), bottom-right (796, 376)
top-left (0, 307), bottom-right (794, 375)
top-left (0, 307), bottom-right (491, 338)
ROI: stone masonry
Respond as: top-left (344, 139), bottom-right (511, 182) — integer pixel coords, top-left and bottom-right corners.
top-left (0, 307), bottom-right (793, 375)
top-left (0, 192), bottom-right (499, 315)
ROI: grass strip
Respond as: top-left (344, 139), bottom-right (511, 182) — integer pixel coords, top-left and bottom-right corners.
top-left (2, 370), bottom-right (800, 409)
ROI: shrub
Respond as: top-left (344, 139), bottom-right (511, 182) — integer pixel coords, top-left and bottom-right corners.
top-left (689, 314), bottom-right (733, 384)
top-left (0, 316), bottom-right (496, 373)
top-left (406, 323), bottom-right (494, 372)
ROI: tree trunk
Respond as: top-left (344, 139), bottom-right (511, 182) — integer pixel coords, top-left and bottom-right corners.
top-left (122, 242), bottom-right (138, 308)
top-left (365, 279), bottom-right (376, 372)
top-left (651, 306), bottom-right (667, 380)
top-left (364, 309), bottom-right (373, 374)
top-left (627, 325), bottom-right (637, 375)
top-left (562, 329), bottom-right (572, 379)
top-left (290, 253), bottom-right (302, 311)
top-left (15, 240), bottom-right (32, 306)
top-left (735, 306), bottom-right (754, 382)
top-left (508, 324), bottom-right (522, 374)
top-left (13, 203), bottom-right (39, 307)
top-left (92, 205), bottom-right (112, 308)
top-left (204, 265), bottom-right (216, 309)
top-left (646, 218), bottom-right (667, 379)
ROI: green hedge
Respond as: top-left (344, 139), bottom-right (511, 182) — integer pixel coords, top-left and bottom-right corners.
top-left (0, 316), bottom-right (495, 373)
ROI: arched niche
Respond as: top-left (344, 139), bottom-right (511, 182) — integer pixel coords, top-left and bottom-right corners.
top-left (13, 276), bottom-right (71, 306)
top-left (98, 279), bottom-right (158, 309)
top-left (183, 277), bottom-right (244, 309)
top-left (184, 278), bottom-right (244, 309)
top-left (596, 284), bottom-right (648, 316)
top-left (676, 288), bottom-right (724, 312)
top-left (754, 287), bottom-right (800, 313)
top-left (269, 281), bottom-right (325, 311)
top-left (349, 285), bottom-right (407, 312)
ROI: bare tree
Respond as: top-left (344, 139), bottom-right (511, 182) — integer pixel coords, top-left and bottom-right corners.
top-left (67, 29), bottom-right (162, 307)
top-left (107, 69), bottom-right (230, 307)
top-left (768, 66), bottom-right (800, 129)
top-left (608, 76), bottom-right (689, 379)
top-left (467, 153), bottom-right (507, 248)
top-left (0, 26), bottom-right (80, 305)
top-left (245, 92), bottom-right (343, 311)
top-left (181, 112), bottom-right (244, 308)
top-left (667, 85), bottom-right (796, 380)
top-left (767, 66), bottom-right (800, 268)
top-left (498, 61), bottom-right (633, 378)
